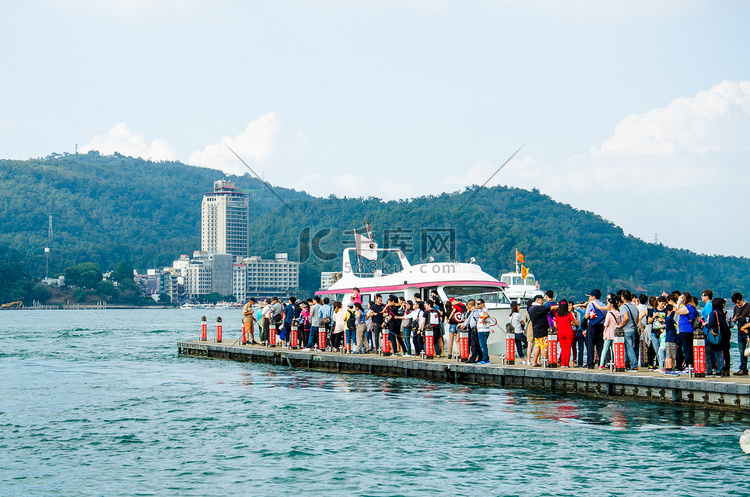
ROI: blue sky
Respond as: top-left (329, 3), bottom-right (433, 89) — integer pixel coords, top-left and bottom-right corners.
top-left (2, 1), bottom-right (749, 258)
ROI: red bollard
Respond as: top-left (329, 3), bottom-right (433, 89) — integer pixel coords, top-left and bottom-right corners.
top-left (318, 327), bottom-right (326, 351)
top-left (693, 329), bottom-right (706, 378)
top-left (216, 316), bottom-right (222, 343)
top-left (459, 330), bottom-right (469, 362)
top-left (269, 322), bottom-right (276, 347)
top-left (241, 322), bottom-right (247, 345)
top-left (291, 323), bottom-right (298, 350)
top-left (614, 329), bottom-right (626, 372)
top-left (200, 315), bottom-right (207, 341)
top-left (425, 328), bottom-right (435, 359)
top-left (505, 327), bottom-right (515, 365)
top-left (381, 329), bottom-right (391, 356)
top-left (546, 330), bottom-right (557, 368)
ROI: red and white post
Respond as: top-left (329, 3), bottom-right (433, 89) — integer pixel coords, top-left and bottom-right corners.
top-left (505, 327), bottom-right (515, 365)
top-left (693, 329), bottom-right (706, 378)
top-left (425, 328), bottom-right (435, 359)
top-left (216, 316), bottom-right (223, 343)
top-left (381, 329), bottom-right (391, 356)
top-left (200, 315), bottom-right (207, 341)
top-left (614, 329), bottom-right (626, 372)
top-left (459, 329), bottom-right (469, 362)
top-left (241, 322), bottom-right (247, 345)
top-left (290, 323), bottom-right (298, 350)
top-left (546, 330), bottom-right (557, 368)
top-left (318, 327), bottom-right (326, 351)
top-left (269, 321), bottom-right (276, 347)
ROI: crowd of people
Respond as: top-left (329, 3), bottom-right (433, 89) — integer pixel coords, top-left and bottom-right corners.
top-left (241, 288), bottom-right (496, 364)
top-left (513, 288), bottom-right (748, 376)
top-left (239, 287), bottom-right (750, 376)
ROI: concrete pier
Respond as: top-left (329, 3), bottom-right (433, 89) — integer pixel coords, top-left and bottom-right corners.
top-left (178, 340), bottom-right (750, 413)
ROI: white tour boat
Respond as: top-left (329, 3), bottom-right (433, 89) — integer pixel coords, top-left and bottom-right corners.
top-left (316, 246), bottom-right (514, 355)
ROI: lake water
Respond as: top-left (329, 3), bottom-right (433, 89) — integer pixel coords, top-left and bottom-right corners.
top-left (2, 309), bottom-right (749, 496)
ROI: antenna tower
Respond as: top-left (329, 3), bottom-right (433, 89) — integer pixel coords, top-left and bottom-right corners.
top-left (45, 215), bottom-right (52, 279)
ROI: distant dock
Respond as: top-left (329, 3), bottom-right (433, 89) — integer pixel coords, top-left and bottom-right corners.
top-left (178, 341), bottom-right (750, 413)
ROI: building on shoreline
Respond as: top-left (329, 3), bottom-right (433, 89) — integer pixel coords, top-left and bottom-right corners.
top-left (201, 180), bottom-right (249, 259)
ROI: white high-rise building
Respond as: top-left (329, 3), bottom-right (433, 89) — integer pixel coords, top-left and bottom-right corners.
top-left (201, 180), bottom-right (249, 259)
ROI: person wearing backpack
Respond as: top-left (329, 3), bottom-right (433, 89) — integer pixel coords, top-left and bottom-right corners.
top-left (345, 304), bottom-right (356, 352)
top-left (270, 296), bottom-right (283, 341)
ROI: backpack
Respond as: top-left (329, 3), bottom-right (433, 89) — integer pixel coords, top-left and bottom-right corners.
top-left (691, 307), bottom-right (703, 330)
top-left (346, 310), bottom-right (355, 329)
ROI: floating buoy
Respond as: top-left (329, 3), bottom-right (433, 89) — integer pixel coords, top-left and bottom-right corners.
top-left (740, 429), bottom-right (750, 454)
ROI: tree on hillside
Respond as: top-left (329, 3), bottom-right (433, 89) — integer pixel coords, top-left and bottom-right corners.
top-left (63, 262), bottom-right (103, 289)
top-left (111, 261), bottom-right (134, 282)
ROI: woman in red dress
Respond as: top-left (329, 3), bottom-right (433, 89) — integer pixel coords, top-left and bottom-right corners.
top-left (554, 299), bottom-right (579, 368)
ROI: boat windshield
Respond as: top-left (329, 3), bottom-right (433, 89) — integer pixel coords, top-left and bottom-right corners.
top-left (501, 275), bottom-right (536, 286)
top-left (443, 286), bottom-right (511, 305)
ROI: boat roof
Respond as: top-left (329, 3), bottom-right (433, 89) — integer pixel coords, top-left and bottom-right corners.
top-left (317, 260), bottom-right (507, 296)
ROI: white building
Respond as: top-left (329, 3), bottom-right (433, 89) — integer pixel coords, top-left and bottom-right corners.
top-left (201, 180), bottom-right (249, 259)
top-left (233, 263), bottom-right (247, 303)
top-left (244, 253), bottom-right (299, 298)
top-left (320, 271), bottom-right (337, 290)
top-left (184, 253), bottom-right (212, 299)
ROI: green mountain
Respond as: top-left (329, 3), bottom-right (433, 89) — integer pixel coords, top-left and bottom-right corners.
top-left (0, 151), bottom-right (309, 278)
top-left (1, 152), bottom-right (748, 301)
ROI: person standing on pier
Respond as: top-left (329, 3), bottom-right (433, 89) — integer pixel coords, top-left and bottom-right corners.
top-left (618, 290), bottom-right (640, 371)
top-left (305, 296), bottom-right (322, 350)
top-left (705, 297), bottom-right (731, 376)
top-left (583, 290), bottom-right (607, 369)
top-left (368, 294), bottom-right (385, 352)
top-left (354, 303), bottom-right (367, 353)
top-left (554, 300), bottom-right (578, 368)
top-left (283, 297), bottom-right (297, 348)
top-left (261, 298), bottom-right (272, 344)
top-left (529, 294), bottom-right (558, 367)
top-left (598, 294), bottom-right (621, 369)
top-left (732, 293), bottom-right (750, 375)
top-left (319, 297), bottom-right (334, 349)
top-left (674, 292), bottom-right (697, 371)
top-left (243, 298), bottom-right (258, 344)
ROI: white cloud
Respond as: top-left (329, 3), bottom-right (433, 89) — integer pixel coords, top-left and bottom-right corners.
top-left (80, 122), bottom-right (178, 161)
top-left (490, 80), bottom-right (750, 257)
top-left (585, 79), bottom-right (750, 187)
top-left (189, 112), bottom-right (281, 177)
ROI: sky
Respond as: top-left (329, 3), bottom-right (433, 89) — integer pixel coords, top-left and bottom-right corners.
top-left (2, 0), bottom-right (750, 258)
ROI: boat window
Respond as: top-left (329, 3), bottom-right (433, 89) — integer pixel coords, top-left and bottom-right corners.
top-left (443, 286), bottom-right (510, 305)
top-left (525, 275), bottom-right (535, 285)
top-left (501, 276), bottom-right (511, 285)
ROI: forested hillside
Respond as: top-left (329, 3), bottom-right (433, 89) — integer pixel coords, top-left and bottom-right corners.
top-left (1, 152), bottom-right (749, 300)
top-left (0, 152), bottom-right (308, 277)
top-left (247, 190), bottom-right (750, 298)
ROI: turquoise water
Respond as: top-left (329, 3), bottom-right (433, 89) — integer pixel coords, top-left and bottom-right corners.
top-left (2, 309), bottom-right (749, 496)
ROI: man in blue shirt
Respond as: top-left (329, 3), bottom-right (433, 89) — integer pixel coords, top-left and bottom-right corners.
top-left (283, 297), bottom-right (297, 347)
top-left (583, 290), bottom-right (607, 369)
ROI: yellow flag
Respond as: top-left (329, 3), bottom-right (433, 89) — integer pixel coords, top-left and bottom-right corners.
top-left (516, 250), bottom-right (524, 263)
top-left (521, 265), bottom-right (529, 279)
